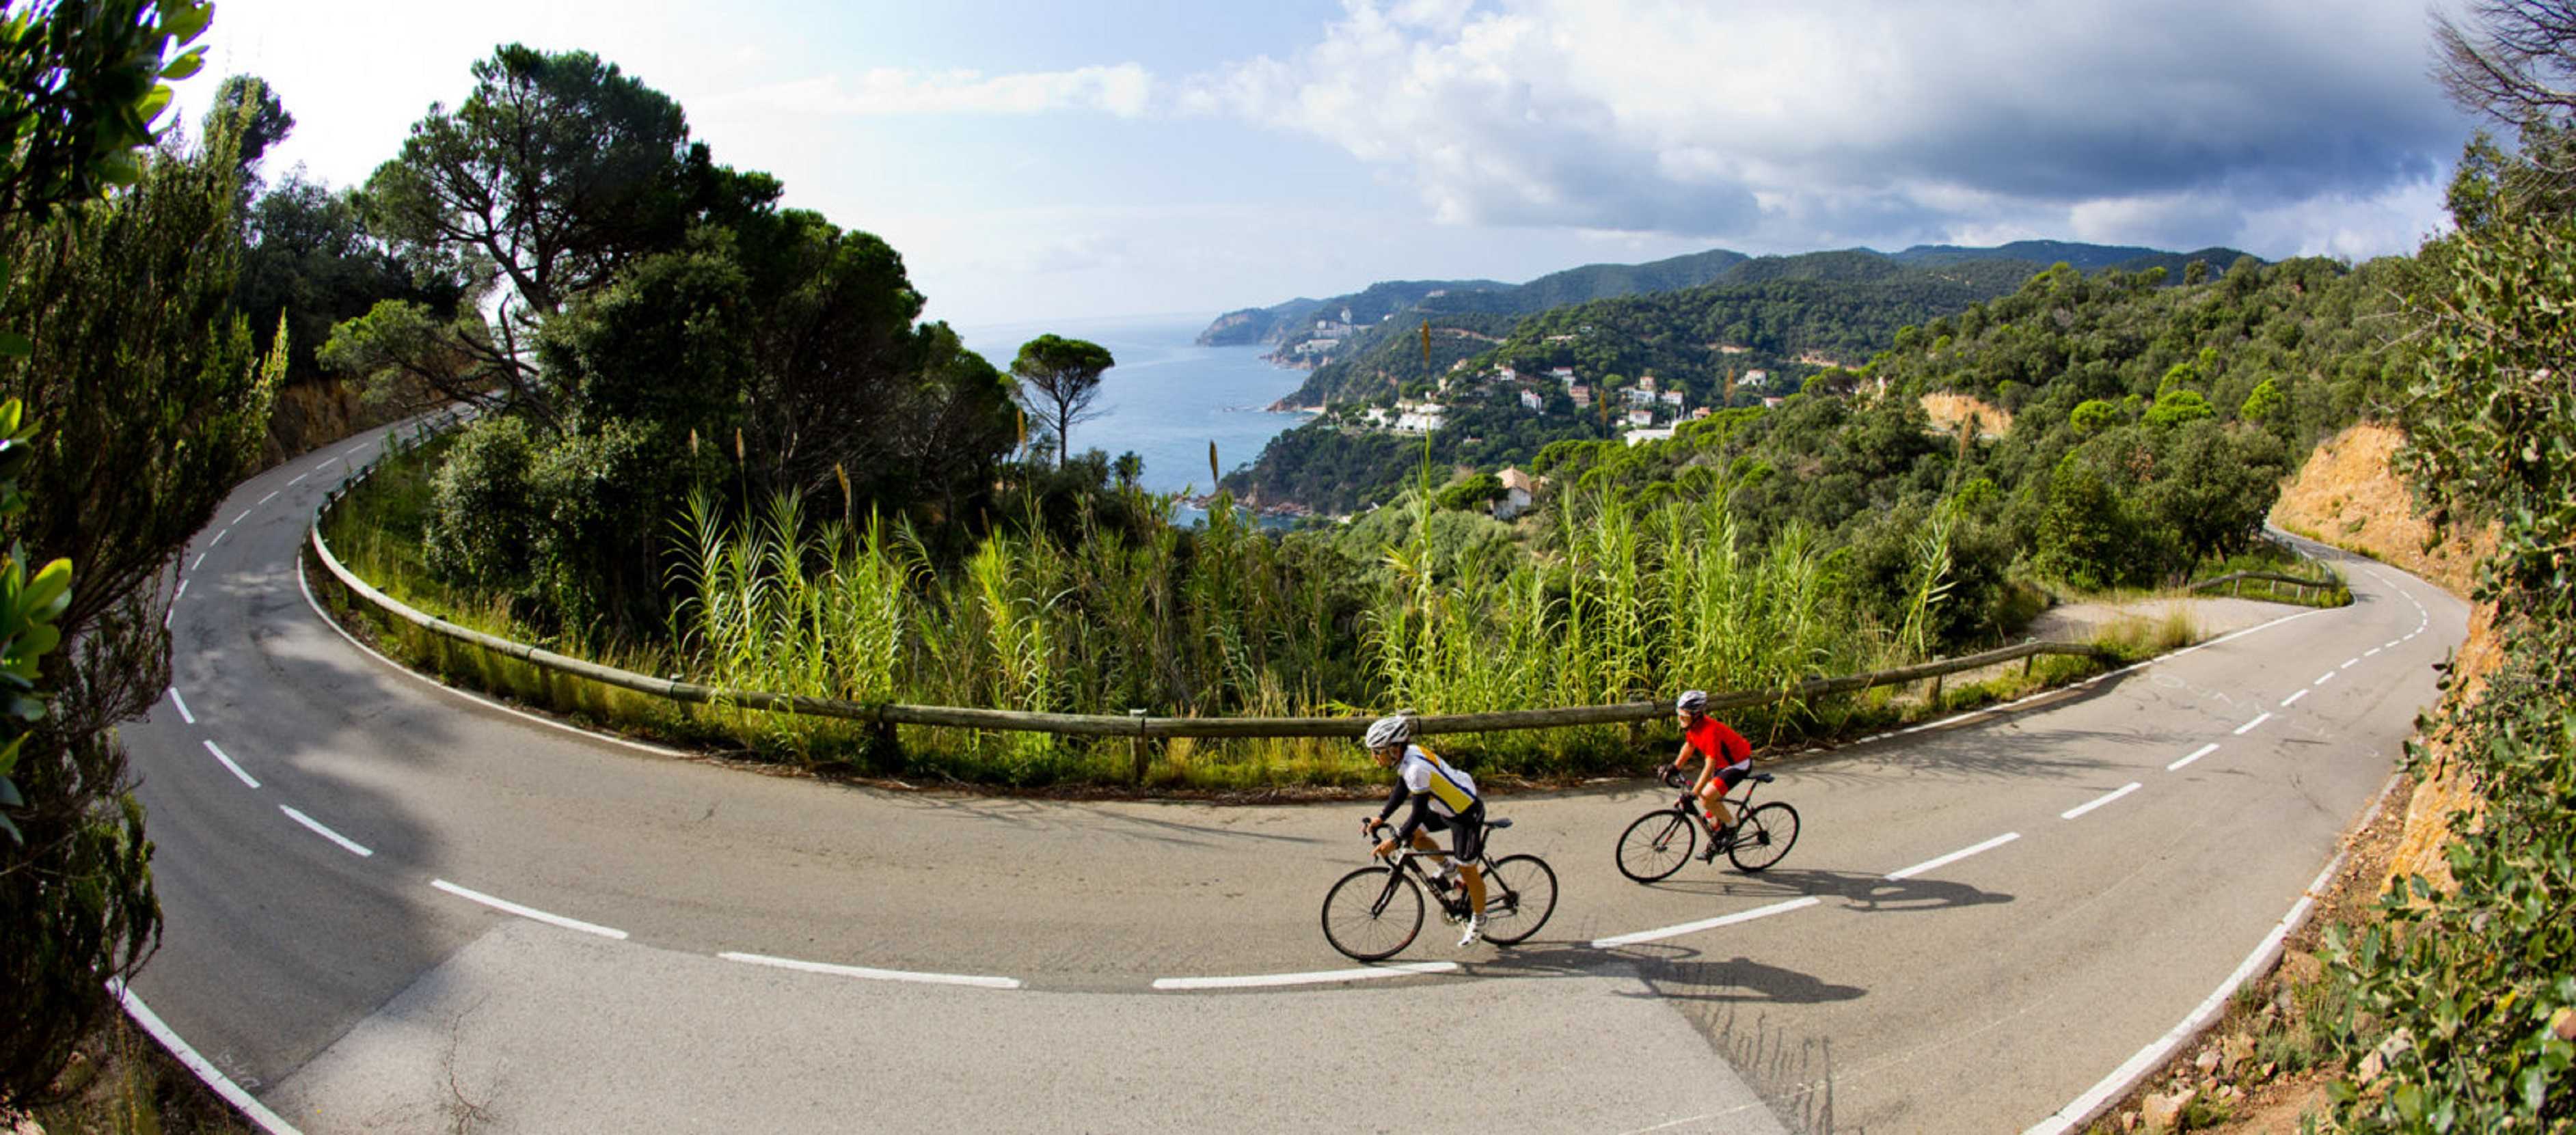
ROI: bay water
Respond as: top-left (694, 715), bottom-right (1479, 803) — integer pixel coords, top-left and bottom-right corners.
top-left (955, 314), bottom-right (1316, 516)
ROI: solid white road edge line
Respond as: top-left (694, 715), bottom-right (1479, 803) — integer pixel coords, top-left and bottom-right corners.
top-left (279, 805), bottom-right (373, 857)
top-left (2167, 743), bottom-right (2221, 771)
top-left (167, 686), bottom-right (195, 724)
top-left (2026, 774), bottom-right (2406, 1135)
top-left (720, 951), bottom-right (1020, 990)
top-left (296, 557), bottom-right (697, 761)
top-left (2233, 712), bottom-right (2273, 735)
top-left (1591, 896), bottom-right (1821, 949)
top-left (2281, 689), bottom-right (2309, 707)
top-left (431, 879), bottom-right (628, 940)
top-left (1152, 961), bottom-right (1459, 990)
top-left (202, 739), bottom-right (258, 789)
top-left (2061, 783), bottom-right (2141, 821)
top-left (1886, 833), bottom-right (2020, 881)
top-left (108, 979), bottom-right (302, 1135)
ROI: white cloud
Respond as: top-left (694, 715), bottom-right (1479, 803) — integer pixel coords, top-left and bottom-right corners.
top-left (1182, 0), bottom-right (2473, 256)
top-left (717, 63), bottom-right (1154, 118)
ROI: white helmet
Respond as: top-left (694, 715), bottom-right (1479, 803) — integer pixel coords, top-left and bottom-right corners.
top-left (1364, 714), bottom-right (1413, 750)
top-left (1675, 689), bottom-right (1709, 713)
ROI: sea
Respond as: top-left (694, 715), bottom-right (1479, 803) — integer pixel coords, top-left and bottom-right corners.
top-left (955, 313), bottom-right (1317, 525)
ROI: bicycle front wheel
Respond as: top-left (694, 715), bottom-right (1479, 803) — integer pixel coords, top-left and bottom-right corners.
top-left (1321, 866), bottom-right (1425, 961)
top-left (1478, 854), bottom-right (1558, 945)
top-left (1726, 802), bottom-right (1801, 873)
top-left (1616, 809), bottom-right (1696, 883)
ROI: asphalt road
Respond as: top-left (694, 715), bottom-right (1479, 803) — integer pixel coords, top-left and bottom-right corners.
top-left (123, 420), bottom-right (2467, 1133)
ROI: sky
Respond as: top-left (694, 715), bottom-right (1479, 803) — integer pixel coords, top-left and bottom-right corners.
top-left (181, 0), bottom-right (2482, 329)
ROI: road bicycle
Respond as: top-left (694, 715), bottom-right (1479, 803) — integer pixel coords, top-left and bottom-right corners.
top-left (1615, 767), bottom-right (1800, 882)
top-left (1320, 817), bottom-right (1558, 961)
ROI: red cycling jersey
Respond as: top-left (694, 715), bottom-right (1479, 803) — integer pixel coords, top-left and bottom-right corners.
top-left (1684, 716), bottom-right (1751, 767)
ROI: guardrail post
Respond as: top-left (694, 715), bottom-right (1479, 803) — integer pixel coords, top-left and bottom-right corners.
top-left (1129, 709), bottom-right (1150, 783)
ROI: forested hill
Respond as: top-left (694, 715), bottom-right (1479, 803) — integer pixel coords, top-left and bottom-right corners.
top-left (1888, 240), bottom-right (2255, 276)
top-left (1272, 244), bottom-right (2252, 408)
top-left (1225, 251), bottom-right (2316, 515)
top-left (1195, 278), bottom-right (1506, 346)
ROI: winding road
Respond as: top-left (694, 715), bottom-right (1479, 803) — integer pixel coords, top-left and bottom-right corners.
top-left (124, 418), bottom-right (2467, 1133)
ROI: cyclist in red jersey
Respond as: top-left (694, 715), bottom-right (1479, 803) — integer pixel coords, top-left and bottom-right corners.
top-left (1670, 690), bottom-right (1752, 860)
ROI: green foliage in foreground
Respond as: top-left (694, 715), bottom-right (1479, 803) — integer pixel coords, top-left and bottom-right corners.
top-left (2318, 156), bottom-right (2576, 1132)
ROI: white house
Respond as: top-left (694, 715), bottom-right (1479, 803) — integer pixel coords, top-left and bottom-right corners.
top-left (1394, 402), bottom-right (1448, 434)
top-left (1626, 408), bottom-right (1653, 427)
top-left (1624, 387), bottom-right (1657, 407)
top-left (1638, 374), bottom-right (1657, 392)
top-left (1497, 364), bottom-right (1519, 383)
top-left (1569, 384), bottom-right (1592, 407)
top-left (1659, 389), bottom-right (1685, 407)
top-left (1549, 366), bottom-right (1575, 383)
top-left (1297, 338), bottom-right (1340, 355)
top-left (1744, 369), bottom-right (1770, 389)
top-left (1519, 389), bottom-right (1544, 411)
top-left (1623, 426), bottom-right (1677, 447)
top-left (1495, 467), bottom-right (1539, 519)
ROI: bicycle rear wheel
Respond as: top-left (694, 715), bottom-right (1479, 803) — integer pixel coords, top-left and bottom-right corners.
top-left (1321, 866), bottom-right (1425, 961)
top-left (1616, 809), bottom-right (1696, 882)
top-left (1726, 802), bottom-right (1800, 873)
top-left (1477, 855), bottom-right (1557, 945)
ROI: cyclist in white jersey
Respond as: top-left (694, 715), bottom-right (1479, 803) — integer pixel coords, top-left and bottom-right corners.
top-left (1359, 714), bottom-right (1489, 947)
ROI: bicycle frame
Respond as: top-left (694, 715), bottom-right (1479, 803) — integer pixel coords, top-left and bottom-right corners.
top-left (1366, 823), bottom-right (1491, 919)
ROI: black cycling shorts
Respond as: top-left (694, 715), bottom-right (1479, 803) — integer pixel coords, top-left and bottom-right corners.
top-left (1420, 803), bottom-right (1486, 865)
top-left (1712, 761), bottom-right (1752, 792)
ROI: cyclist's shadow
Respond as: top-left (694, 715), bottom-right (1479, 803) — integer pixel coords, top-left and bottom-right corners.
top-left (1642, 866), bottom-right (2014, 914)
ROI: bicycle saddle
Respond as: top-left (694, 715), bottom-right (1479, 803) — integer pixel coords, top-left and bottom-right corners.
top-left (1751, 773), bottom-right (1776, 783)
top-left (1486, 817), bottom-right (1514, 829)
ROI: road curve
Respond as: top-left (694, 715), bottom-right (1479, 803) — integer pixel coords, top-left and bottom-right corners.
top-left (124, 423), bottom-right (2466, 1134)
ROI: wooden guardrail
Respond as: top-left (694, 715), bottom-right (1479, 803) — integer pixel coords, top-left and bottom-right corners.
top-left (2188, 570), bottom-right (2341, 603)
top-left (308, 419), bottom-right (2117, 774)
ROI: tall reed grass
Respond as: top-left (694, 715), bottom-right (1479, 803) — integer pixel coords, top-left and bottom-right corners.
top-left (332, 438), bottom-right (2083, 787)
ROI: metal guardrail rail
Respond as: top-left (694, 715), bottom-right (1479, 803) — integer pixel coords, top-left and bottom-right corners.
top-left (307, 415), bottom-right (2120, 754)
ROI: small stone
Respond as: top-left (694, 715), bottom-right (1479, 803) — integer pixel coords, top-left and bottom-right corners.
top-left (2223, 1035), bottom-right (2258, 1071)
top-left (2142, 1087), bottom-right (2198, 1132)
top-left (2262, 1061), bottom-right (2279, 1078)
top-left (2195, 1048), bottom-right (2221, 1074)
top-left (2280, 949), bottom-right (2324, 985)
top-left (2553, 1007), bottom-right (2576, 1043)
top-left (2120, 1110), bottom-right (2141, 1132)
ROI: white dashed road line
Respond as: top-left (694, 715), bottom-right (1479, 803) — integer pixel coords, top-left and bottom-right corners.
top-left (208, 528), bottom-right (228, 547)
top-left (2280, 689), bottom-right (2309, 707)
top-left (202, 739), bottom-right (258, 789)
top-left (2315, 671), bottom-right (2335, 685)
top-left (431, 879), bottom-right (629, 940)
top-left (231, 508), bottom-right (252, 525)
top-left (190, 551), bottom-right (205, 571)
top-left (2168, 743), bottom-right (2220, 771)
top-left (2061, 783), bottom-right (2141, 821)
top-left (2342, 657), bottom-right (2360, 668)
top-left (2363, 647), bottom-right (2382, 658)
top-left (167, 686), bottom-right (195, 724)
top-left (720, 951), bottom-right (1020, 990)
top-left (257, 491), bottom-right (279, 506)
top-left (1886, 833), bottom-right (2020, 881)
top-left (1152, 961), bottom-right (1458, 991)
top-left (2383, 640), bottom-right (2402, 650)
top-left (288, 471), bottom-right (308, 485)
top-left (2233, 713), bottom-right (2273, 735)
top-left (174, 579), bottom-right (187, 601)
top-left (280, 805), bottom-right (374, 857)
top-left (1590, 896), bottom-right (1822, 949)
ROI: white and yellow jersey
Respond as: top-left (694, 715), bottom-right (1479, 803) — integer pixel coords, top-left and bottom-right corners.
top-left (1397, 744), bottom-right (1479, 817)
